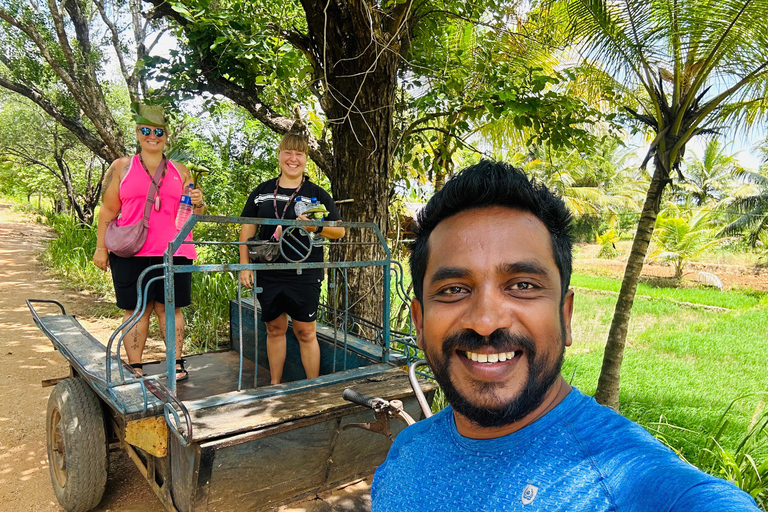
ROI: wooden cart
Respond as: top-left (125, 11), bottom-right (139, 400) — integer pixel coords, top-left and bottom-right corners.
top-left (28, 216), bottom-right (435, 512)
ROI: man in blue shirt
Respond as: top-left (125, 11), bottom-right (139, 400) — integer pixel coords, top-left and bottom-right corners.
top-left (371, 160), bottom-right (759, 511)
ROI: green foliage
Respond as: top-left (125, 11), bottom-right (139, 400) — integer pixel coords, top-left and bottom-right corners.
top-left (720, 166), bottom-right (768, 247)
top-left (672, 138), bottom-right (744, 207)
top-left (145, 0), bottom-right (315, 113)
top-left (513, 136), bottom-right (647, 242)
top-left (555, 0), bottom-right (768, 408)
top-left (570, 273), bottom-right (763, 310)
top-left (170, 103), bottom-right (282, 217)
top-left (0, 0), bottom-right (136, 164)
top-left (650, 204), bottom-right (728, 279)
top-left (392, 6), bottom-right (623, 191)
top-left (565, 285), bottom-right (768, 470)
top-left (37, 211), bottom-right (115, 299)
top-left (596, 229), bottom-right (620, 258)
top-left (653, 396), bottom-right (768, 510)
top-left (187, 271), bottom-right (239, 353)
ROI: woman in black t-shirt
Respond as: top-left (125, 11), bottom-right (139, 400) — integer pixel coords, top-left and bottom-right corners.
top-left (238, 133), bottom-right (345, 384)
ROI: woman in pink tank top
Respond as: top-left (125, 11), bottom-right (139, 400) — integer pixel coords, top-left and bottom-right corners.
top-left (92, 103), bottom-right (206, 382)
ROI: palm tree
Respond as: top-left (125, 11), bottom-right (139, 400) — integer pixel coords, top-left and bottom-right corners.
top-left (719, 167), bottom-right (768, 246)
top-left (672, 138), bottom-right (743, 206)
top-left (523, 141), bottom-right (646, 221)
top-left (556, 0), bottom-right (768, 409)
top-left (649, 203), bottom-right (726, 280)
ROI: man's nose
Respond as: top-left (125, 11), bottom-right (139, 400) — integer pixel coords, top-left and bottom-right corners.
top-left (461, 288), bottom-right (510, 338)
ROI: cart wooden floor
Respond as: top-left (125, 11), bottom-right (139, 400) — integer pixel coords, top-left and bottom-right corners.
top-left (141, 351), bottom-right (272, 401)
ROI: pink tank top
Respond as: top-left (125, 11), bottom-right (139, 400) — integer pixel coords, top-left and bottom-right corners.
top-left (117, 155), bottom-right (197, 259)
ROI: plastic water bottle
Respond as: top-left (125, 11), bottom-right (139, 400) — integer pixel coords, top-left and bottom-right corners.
top-left (175, 184), bottom-right (194, 230)
top-left (294, 196), bottom-right (311, 216)
top-left (309, 197), bottom-right (324, 240)
top-left (310, 197), bottom-right (324, 220)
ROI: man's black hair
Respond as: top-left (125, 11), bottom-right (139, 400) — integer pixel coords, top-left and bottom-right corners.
top-left (409, 159), bottom-right (573, 303)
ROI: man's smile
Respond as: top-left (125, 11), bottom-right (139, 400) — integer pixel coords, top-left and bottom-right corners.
top-left (461, 349), bottom-right (520, 363)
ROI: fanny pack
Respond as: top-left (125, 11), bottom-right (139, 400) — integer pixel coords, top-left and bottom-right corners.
top-left (246, 234), bottom-right (280, 263)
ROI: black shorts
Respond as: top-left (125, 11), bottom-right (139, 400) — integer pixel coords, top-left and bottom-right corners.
top-left (109, 254), bottom-right (193, 310)
top-left (256, 275), bottom-right (322, 323)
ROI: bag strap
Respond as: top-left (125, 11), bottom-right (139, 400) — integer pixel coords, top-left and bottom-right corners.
top-left (141, 156), bottom-right (166, 221)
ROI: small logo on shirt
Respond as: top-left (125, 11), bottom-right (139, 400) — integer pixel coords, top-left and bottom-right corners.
top-left (309, 312), bottom-right (316, 318)
top-left (521, 484), bottom-right (538, 505)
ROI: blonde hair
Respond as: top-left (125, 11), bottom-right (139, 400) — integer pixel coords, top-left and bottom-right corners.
top-left (279, 133), bottom-right (309, 154)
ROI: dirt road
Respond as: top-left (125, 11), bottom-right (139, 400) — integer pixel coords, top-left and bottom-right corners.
top-left (0, 204), bottom-right (371, 512)
top-left (0, 204), bottom-right (166, 511)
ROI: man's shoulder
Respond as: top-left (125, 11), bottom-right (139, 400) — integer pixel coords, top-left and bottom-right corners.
top-left (561, 390), bottom-right (759, 511)
top-left (557, 389), bottom-right (676, 462)
top-left (384, 407), bottom-right (451, 460)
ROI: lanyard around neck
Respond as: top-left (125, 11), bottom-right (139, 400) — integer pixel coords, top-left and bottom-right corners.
top-left (139, 154), bottom-right (167, 212)
top-left (273, 175), bottom-right (305, 219)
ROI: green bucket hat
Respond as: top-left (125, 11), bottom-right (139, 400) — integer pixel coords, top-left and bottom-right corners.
top-left (131, 102), bottom-right (168, 127)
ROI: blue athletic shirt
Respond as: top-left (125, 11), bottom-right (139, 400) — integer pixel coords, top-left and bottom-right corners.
top-left (371, 388), bottom-right (759, 511)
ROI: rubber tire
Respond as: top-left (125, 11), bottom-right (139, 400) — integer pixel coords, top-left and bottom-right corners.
top-left (46, 378), bottom-right (108, 512)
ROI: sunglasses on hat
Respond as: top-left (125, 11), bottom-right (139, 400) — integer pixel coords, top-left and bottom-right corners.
top-left (139, 127), bottom-right (165, 137)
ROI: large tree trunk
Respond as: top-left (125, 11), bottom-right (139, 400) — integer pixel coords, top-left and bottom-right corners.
top-left (594, 157), bottom-right (670, 410)
top-left (303, 0), bottom-right (402, 330)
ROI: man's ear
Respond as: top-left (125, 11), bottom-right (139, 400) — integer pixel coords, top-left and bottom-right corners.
top-left (562, 289), bottom-right (575, 347)
top-left (411, 298), bottom-right (424, 351)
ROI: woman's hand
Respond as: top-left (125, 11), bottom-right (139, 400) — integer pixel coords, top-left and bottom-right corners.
top-left (191, 187), bottom-right (205, 209)
top-left (297, 214), bottom-right (316, 232)
top-left (93, 248), bottom-right (110, 271)
top-left (239, 269), bottom-right (254, 289)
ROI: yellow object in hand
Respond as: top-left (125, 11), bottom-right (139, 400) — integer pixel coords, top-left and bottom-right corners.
top-left (302, 204), bottom-right (330, 219)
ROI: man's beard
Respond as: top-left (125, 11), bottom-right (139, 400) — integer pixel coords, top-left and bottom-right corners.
top-left (425, 325), bottom-right (566, 429)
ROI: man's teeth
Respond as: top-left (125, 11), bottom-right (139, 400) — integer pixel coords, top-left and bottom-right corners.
top-left (465, 350), bottom-right (517, 363)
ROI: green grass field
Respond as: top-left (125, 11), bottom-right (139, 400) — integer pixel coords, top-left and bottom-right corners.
top-left (565, 272), bottom-right (768, 467)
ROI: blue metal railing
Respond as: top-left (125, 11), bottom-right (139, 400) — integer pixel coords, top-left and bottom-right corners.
top-left (101, 214), bottom-right (421, 404)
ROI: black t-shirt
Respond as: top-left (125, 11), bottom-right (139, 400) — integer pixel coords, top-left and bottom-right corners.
top-left (241, 177), bottom-right (342, 282)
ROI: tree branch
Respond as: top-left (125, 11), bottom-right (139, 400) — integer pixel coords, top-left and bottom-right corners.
top-left (145, 0), bottom-right (333, 174)
top-left (0, 5), bottom-right (125, 158)
top-left (0, 73), bottom-right (115, 162)
top-left (0, 7), bottom-right (81, 106)
top-left (201, 66), bottom-right (333, 174)
top-left (45, 0), bottom-right (80, 78)
top-left (96, 0), bottom-right (135, 99)
top-left (268, 22), bottom-right (323, 82)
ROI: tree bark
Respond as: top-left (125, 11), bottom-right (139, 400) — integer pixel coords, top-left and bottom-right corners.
top-left (594, 156), bottom-right (670, 410)
top-left (307, 0), bottom-right (402, 328)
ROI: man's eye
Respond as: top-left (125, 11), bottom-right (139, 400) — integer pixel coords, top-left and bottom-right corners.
top-left (437, 286), bottom-right (466, 296)
top-left (511, 281), bottom-right (535, 291)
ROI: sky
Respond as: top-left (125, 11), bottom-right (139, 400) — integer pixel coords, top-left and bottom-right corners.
top-left (690, 129), bottom-right (764, 170)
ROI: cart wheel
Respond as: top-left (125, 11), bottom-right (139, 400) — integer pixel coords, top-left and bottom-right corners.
top-left (46, 378), bottom-right (108, 512)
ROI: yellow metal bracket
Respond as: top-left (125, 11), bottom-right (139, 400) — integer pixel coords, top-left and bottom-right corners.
top-left (125, 416), bottom-right (168, 457)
